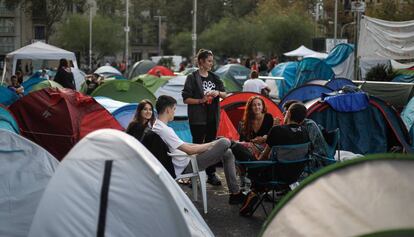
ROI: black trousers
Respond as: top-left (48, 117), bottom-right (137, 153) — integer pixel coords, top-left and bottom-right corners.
top-left (190, 123), bottom-right (218, 176)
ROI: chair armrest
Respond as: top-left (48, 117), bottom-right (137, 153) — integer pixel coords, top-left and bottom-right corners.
top-left (169, 153), bottom-right (200, 171)
top-left (236, 160), bottom-right (276, 169)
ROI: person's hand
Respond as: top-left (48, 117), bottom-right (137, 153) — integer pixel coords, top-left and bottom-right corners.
top-left (209, 90), bottom-right (220, 98)
top-left (273, 117), bottom-right (280, 126)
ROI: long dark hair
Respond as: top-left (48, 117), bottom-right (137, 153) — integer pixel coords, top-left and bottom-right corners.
top-left (241, 96), bottom-right (267, 141)
top-left (132, 99), bottom-right (155, 126)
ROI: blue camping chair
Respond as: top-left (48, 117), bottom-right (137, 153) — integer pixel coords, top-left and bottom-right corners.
top-left (309, 128), bottom-right (340, 172)
top-left (237, 142), bottom-right (310, 216)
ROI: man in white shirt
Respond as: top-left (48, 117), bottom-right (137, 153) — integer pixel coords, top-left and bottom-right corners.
top-left (152, 95), bottom-right (245, 204)
top-left (242, 70), bottom-right (270, 95)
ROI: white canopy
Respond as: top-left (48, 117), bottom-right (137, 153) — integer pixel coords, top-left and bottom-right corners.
top-left (94, 65), bottom-right (122, 76)
top-left (303, 52), bottom-right (329, 59)
top-left (284, 45), bottom-right (319, 57)
top-left (155, 75), bottom-right (188, 117)
top-left (0, 129), bottom-right (58, 237)
top-left (358, 16), bottom-right (414, 60)
top-left (262, 156), bottom-right (414, 237)
top-left (29, 129), bottom-right (213, 237)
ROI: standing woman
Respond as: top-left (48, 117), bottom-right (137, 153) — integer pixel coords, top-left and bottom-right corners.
top-left (54, 58), bottom-right (76, 90)
top-left (182, 49), bottom-right (226, 186)
top-left (126, 99), bottom-right (156, 142)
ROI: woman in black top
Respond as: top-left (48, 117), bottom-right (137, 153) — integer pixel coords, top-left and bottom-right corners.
top-left (126, 99), bottom-right (155, 142)
top-left (54, 58), bottom-right (76, 90)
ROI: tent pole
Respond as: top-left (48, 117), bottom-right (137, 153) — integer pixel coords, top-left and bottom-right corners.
top-left (1, 61), bottom-right (6, 85)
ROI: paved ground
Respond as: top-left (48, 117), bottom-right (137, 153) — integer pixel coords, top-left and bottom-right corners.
top-left (180, 168), bottom-right (273, 237)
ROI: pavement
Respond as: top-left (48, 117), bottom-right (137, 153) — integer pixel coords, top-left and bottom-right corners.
top-left (180, 168), bottom-right (273, 237)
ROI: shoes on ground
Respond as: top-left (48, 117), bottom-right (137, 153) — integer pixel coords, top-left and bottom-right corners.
top-left (239, 191), bottom-right (259, 217)
top-left (207, 174), bottom-right (222, 186)
top-left (228, 192), bottom-right (246, 205)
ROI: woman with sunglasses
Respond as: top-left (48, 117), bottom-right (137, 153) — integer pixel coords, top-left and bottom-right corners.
top-left (182, 49), bottom-right (227, 186)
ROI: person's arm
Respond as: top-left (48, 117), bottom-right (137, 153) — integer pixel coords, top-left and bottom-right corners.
top-left (184, 97), bottom-right (207, 105)
top-left (258, 145), bottom-right (271, 160)
top-left (178, 142), bottom-right (214, 155)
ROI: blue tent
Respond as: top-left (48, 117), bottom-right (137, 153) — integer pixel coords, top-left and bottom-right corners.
top-left (112, 103), bottom-right (138, 129)
top-left (0, 105), bottom-right (19, 134)
top-left (279, 84), bottom-right (333, 111)
top-left (0, 86), bottom-right (19, 106)
top-left (168, 120), bottom-right (192, 143)
top-left (22, 77), bottom-right (46, 95)
top-left (269, 62), bottom-right (298, 98)
top-left (324, 43), bottom-right (354, 67)
top-left (325, 77), bottom-right (356, 91)
top-left (307, 95), bottom-right (411, 154)
top-left (294, 58), bottom-right (335, 88)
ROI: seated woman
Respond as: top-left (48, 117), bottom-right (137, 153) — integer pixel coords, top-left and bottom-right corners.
top-left (8, 75), bottom-right (24, 97)
top-left (126, 99), bottom-right (155, 142)
top-left (231, 96), bottom-right (276, 186)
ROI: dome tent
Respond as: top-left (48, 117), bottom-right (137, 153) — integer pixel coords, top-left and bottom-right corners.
top-left (28, 129), bottom-right (213, 237)
top-left (0, 129), bottom-right (58, 237)
top-left (91, 80), bottom-right (156, 104)
top-left (261, 154), bottom-right (414, 237)
top-left (0, 104), bottom-right (19, 133)
top-left (128, 60), bottom-right (157, 79)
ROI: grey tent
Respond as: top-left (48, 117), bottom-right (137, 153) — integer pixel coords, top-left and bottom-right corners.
top-left (261, 154), bottom-right (414, 237)
top-left (0, 129), bottom-right (58, 237)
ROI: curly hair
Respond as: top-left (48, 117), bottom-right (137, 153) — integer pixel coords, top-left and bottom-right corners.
top-left (241, 96), bottom-right (267, 141)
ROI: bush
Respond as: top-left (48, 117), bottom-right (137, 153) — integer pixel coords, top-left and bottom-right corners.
top-left (365, 64), bottom-right (396, 82)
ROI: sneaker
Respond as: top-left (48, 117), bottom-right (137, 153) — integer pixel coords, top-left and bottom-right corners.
top-left (239, 191), bottom-right (259, 216)
top-left (207, 174), bottom-right (222, 186)
top-left (229, 192), bottom-right (246, 205)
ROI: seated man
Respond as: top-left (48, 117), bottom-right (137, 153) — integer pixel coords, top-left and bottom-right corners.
top-left (152, 95), bottom-right (245, 204)
top-left (8, 75), bottom-right (24, 97)
top-left (240, 102), bottom-right (310, 216)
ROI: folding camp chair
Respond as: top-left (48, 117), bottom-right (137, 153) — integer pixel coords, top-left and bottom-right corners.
top-left (312, 128), bottom-right (340, 168)
top-left (237, 142), bottom-right (310, 216)
top-left (141, 130), bottom-right (208, 214)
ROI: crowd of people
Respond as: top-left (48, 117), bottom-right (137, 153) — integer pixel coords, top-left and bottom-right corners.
top-left (125, 49), bottom-right (330, 217)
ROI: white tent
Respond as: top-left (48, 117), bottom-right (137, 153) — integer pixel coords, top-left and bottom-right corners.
top-left (94, 96), bottom-right (129, 113)
top-left (0, 129), bottom-right (58, 237)
top-left (155, 75), bottom-right (188, 117)
top-left (29, 129), bottom-right (213, 237)
top-left (94, 65), bottom-right (122, 76)
top-left (262, 155), bottom-right (414, 237)
top-left (303, 52), bottom-right (328, 59)
top-left (2, 42), bottom-right (78, 84)
top-left (284, 45), bottom-right (319, 57)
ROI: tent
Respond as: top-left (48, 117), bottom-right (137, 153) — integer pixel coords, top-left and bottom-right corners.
top-left (1, 42), bottom-right (78, 85)
top-left (306, 95), bottom-right (411, 154)
top-left (0, 104), bottom-right (19, 134)
top-left (94, 96), bottom-right (129, 113)
top-left (215, 64), bottom-right (251, 92)
top-left (303, 52), bottom-right (328, 59)
top-left (324, 43), bottom-right (354, 80)
top-left (294, 57), bottom-right (335, 88)
top-left (9, 88), bottom-right (123, 160)
top-left (261, 154), bottom-right (414, 237)
top-left (0, 129), bottom-right (58, 237)
top-left (91, 80), bottom-right (156, 104)
top-left (155, 75), bottom-right (187, 118)
top-left (147, 65), bottom-right (175, 77)
top-left (217, 92), bottom-right (284, 139)
top-left (112, 103), bottom-right (138, 129)
top-left (268, 62), bottom-right (299, 99)
top-left (133, 74), bottom-right (171, 94)
top-left (128, 60), bottom-right (157, 79)
top-left (21, 77), bottom-right (46, 95)
top-left (325, 77), bottom-right (356, 91)
top-left (28, 79), bottom-right (63, 94)
top-left (279, 84), bottom-right (333, 111)
top-left (284, 45), bottom-right (319, 57)
top-left (94, 66), bottom-right (122, 77)
top-left (28, 129), bottom-right (213, 237)
top-left (0, 86), bottom-right (19, 106)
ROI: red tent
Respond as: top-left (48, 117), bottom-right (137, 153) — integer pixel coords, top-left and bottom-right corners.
top-left (147, 65), bottom-right (175, 76)
top-left (217, 92), bottom-right (284, 139)
top-left (9, 88), bottom-right (123, 160)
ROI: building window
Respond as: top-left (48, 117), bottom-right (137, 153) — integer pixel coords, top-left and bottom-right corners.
top-left (0, 18), bottom-right (14, 33)
top-left (0, 36), bottom-right (14, 52)
top-left (34, 25), bottom-right (46, 40)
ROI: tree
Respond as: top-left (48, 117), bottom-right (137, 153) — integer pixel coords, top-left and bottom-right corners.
top-left (2, 0), bottom-right (87, 41)
top-left (50, 14), bottom-right (123, 62)
top-left (365, 0), bottom-right (414, 21)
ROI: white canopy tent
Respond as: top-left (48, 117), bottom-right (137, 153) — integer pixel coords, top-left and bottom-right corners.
top-left (0, 129), bottom-right (58, 237)
top-left (94, 65), bottom-right (122, 76)
top-left (303, 52), bottom-right (328, 59)
top-left (284, 45), bottom-right (319, 57)
top-left (1, 41), bottom-right (78, 85)
top-left (29, 129), bottom-right (213, 237)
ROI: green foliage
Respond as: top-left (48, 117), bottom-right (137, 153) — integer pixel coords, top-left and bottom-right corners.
top-left (365, 64), bottom-right (397, 82)
top-left (158, 57), bottom-right (174, 69)
top-left (365, 0), bottom-right (414, 21)
top-left (50, 14), bottom-right (123, 58)
top-left (168, 31), bottom-right (192, 56)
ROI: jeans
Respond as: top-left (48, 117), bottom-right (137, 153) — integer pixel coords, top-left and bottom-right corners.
top-left (184, 138), bottom-right (239, 194)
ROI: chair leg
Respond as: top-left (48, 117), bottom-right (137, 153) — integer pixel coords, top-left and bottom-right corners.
top-left (199, 171), bottom-right (208, 214)
top-left (191, 176), bottom-right (198, 202)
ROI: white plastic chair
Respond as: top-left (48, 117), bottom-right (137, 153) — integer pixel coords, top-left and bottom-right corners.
top-left (170, 153), bottom-right (208, 214)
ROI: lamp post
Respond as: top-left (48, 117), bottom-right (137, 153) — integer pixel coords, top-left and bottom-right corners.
top-left (154, 15), bottom-right (166, 56)
top-left (192, 0), bottom-right (197, 65)
top-left (89, 2), bottom-right (93, 72)
top-left (125, 0), bottom-right (129, 71)
top-left (340, 21), bottom-right (355, 38)
top-left (334, 0), bottom-right (338, 43)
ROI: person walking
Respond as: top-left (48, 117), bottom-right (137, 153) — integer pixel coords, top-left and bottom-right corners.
top-left (182, 49), bottom-right (226, 186)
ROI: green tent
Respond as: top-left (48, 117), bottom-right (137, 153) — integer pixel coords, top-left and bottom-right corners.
top-left (214, 64), bottom-right (251, 92)
top-left (91, 80), bottom-right (156, 103)
top-left (132, 74), bottom-right (172, 94)
top-left (261, 154), bottom-right (414, 237)
top-left (29, 80), bottom-right (63, 93)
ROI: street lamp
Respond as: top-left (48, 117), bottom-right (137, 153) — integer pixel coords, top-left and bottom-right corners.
top-left (88, 1), bottom-right (93, 72)
top-left (340, 22), bottom-right (355, 38)
top-left (192, 0), bottom-right (197, 65)
top-left (125, 0), bottom-right (129, 71)
top-left (154, 15), bottom-right (166, 56)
